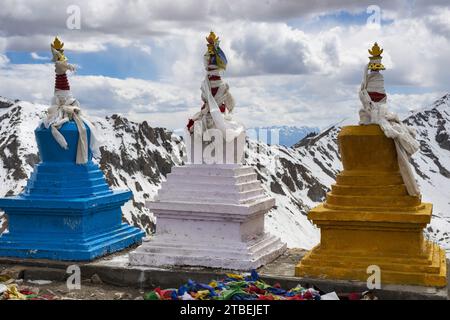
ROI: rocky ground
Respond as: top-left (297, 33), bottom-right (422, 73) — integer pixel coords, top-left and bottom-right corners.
top-left (0, 265), bottom-right (144, 300)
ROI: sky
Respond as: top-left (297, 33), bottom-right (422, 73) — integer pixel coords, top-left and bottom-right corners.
top-left (0, 0), bottom-right (449, 130)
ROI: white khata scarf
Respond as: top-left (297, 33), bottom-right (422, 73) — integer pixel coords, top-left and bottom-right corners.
top-left (359, 64), bottom-right (420, 196)
top-left (43, 92), bottom-right (100, 165)
top-left (200, 69), bottom-right (245, 142)
top-left (188, 60), bottom-right (245, 142)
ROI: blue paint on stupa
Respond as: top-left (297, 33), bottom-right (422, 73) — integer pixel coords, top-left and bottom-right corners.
top-left (0, 121), bottom-right (145, 261)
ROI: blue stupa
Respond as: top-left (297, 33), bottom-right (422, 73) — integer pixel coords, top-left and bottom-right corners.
top-left (0, 37), bottom-right (144, 261)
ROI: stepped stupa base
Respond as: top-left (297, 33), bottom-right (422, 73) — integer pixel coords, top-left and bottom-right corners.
top-left (129, 164), bottom-right (286, 270)
top-left (295, 204), bottom-right (447, 287)
top-left (0, 223), bottom-right (143, 261)
top-left (295, 125), bottom-right (447, 287)
top-left (0, 191), bottom-right (145, 261)
top-left (130, 233), bottom-right (285, 270)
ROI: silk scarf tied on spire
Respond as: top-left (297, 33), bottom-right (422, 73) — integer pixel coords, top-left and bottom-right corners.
top-left (44, 37), bottom-right (100, 164)
top-left (358, 43), bottom-right (420, 196)
top-left (187, 32), bottom-right (245, 142)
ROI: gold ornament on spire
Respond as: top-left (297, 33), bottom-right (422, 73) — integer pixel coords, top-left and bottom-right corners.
top-left (206, 31), bottom-right (219, 44)
top-left (51, 37), bottom-right (64, 50)
top-left (51, 36), bottom-right (67, 62)
top-left (206, 31), bottom-right (219, 55)
top-left (205, 31), bottom-right (228, 70)
top-left (368, 42), bottom-right (383, 57)
top-left (368, 42), bottom-right (385, 71)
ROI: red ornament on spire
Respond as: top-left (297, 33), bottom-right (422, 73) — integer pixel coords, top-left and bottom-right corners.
top-left (55, 74), bottom-right (70, 91)
top-left (51, 37), bottom-right (72, 92)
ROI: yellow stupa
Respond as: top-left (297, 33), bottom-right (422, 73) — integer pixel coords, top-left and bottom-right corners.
top-left (295, 46), bottom-right (447, 288)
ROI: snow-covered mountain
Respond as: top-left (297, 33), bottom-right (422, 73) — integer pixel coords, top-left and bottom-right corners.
top-left (403, 94), bottom-right (450, 249)
top-left (0, 94), bottom-right (449, 254)
top-left (248, 125), bottom-right (319, 147)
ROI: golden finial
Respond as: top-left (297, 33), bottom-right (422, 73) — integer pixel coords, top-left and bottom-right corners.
top-left (51, 36), bottom-right (67, 62)
top-left (206, 31), bottom-right (218, 56)
top-left (206, 31), bottom-right (219, 45)
top-left (368, 42), bottom-right (385, 71)
top-left (368, 42), bottom-right (383, 57)
top-left (51, 37), bottom-right (64, 51)
top-left (204, 31), bottom-right (227, 69)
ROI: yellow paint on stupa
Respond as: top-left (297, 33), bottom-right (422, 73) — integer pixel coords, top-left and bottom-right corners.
top-left (295, 125), bottom-right (447, 287)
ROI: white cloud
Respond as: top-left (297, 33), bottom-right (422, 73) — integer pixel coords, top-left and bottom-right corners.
top-left (137, 45), bottom-right (152, 56)
top-left (30, 52), bottom-right (50, 60)
top-left (0, 1), bottom-right (445, 51)
top-left (0, 54), bottom-right (9, 66)
top-left (0, 63), bottom-right (199, 129)
top-left (425, 7), bottom-right (450, 39)
top-left (0, 0), bottom-right (449, 130)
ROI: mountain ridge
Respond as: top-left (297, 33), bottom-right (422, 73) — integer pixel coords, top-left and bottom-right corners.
top-left (248, 125), bottom-right (319, 147)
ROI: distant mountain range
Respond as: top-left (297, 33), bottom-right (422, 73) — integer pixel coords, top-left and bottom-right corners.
top-left (1, 94), bottom-right (449, 255)
top-left (248, 125), bottom-right (319, 147)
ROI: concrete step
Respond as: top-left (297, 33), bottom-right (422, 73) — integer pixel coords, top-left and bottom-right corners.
top-left (168, 172), bottom-right (258, 185)
top-left (157, 188), bottom-right (266, 204)
top-left (331, 184), bottom-right (408, 196)
top-left (161, 180), bottom-right (262, 193)
top-left (171, 165), bottom-right (254, 177)
top-left (336, 173), bottom-right (404, 186)
top-left (326, 193), bottom-right (422, 208)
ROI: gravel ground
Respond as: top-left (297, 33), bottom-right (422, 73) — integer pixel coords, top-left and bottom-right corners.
top-left (0, 265), bottom-right (145, 300)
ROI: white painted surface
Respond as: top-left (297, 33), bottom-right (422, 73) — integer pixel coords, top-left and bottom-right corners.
top-left (129, 164), bottom-right (286, 270)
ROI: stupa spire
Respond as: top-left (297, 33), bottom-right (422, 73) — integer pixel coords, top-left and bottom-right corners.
top-left (186, 31), bottom-right (244, 146)
top-left (50, 36), bottom-right (73, 92)
top-left (45, 36), bottom-right (100, 165)
top-left (358, 41), bottom-right (420, 196)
